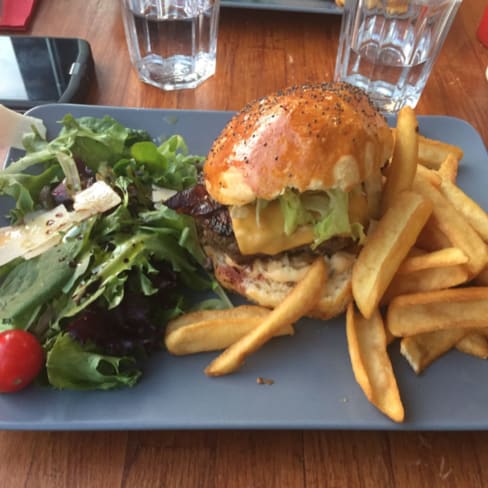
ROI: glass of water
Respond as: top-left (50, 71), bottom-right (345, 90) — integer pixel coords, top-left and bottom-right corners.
top-left (120, 0), bottom-right (220, 91)
top-left (334, 0), bottom-right (462, 112)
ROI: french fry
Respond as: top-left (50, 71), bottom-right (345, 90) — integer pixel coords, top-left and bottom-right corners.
top-left (474, 265), bottom-right (488, 286)
top-left (439, 177), bottom-right (488, 243)
top-left (416, 164), bottom-right (441, 188)
top-left (413, 175), bottom-right (488, 276)
top-left (381, 106), bottom-right (419, 214)
top-left (417, 134), bottom-right (464, 169)
top-left (385, 326), bottom-right (396, 346)
top-left (387, 287), bottom-right (488, 337)
top-left (437, 153), bottom-right (459, 183)
top-left (165, 305), bottom-right (294, 355)
top-left (352, 190), bottom-right (432, 319)
top-left (456, 331), bottom-right (488, 360)
top-left (406, 246), bottom-right (427, 257)
top-left (415, 216), bottom-right (452, 251)
top-left (167, 306), bottom-right (268, 331)
top-left (364, 166), bottom-right (384, 220)
top-left (205, 258), bottom-right (326, 376)
top-left (381, 264), bottom-right (470, 304)
top-left (396, 247), bottom-right (468, 274)
top-left (346, 304), bottom-right (404, 423)
top-left (400, 329), bottom-right (468, 374)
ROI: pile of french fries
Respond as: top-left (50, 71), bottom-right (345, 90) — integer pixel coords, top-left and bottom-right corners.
top-left (350, 106), bottom-right (488, 422)
top-left (165, 106), bottom-right (488, 423)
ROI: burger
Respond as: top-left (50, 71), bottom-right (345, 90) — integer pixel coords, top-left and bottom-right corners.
top-left (166, 82), bottom-right (393, 319)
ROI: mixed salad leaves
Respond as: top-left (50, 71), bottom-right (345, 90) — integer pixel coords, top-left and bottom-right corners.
top-left (0, 114), bottom-right (230, 391)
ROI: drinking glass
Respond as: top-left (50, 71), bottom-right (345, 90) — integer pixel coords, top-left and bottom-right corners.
top-left (334, 0), bottom-right (462, 112)
top-left (120, 0), bottom-right (220, 90)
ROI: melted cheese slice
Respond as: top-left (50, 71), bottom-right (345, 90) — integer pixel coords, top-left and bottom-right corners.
top-left (230, 190), bottom-right (369, 256)
top-left (0, 181), bottom-right (121, 266)
top-left (230, 200), bottom-right (314, 255)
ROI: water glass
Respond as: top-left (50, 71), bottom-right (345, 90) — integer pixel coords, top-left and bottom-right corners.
top-left (120, 0), bottom-right (220, 91)
top-left (334, 0), bottom-right (462, 112)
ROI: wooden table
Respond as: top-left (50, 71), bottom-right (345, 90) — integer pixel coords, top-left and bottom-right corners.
top-left (1, 1), bottom-right (488, 487)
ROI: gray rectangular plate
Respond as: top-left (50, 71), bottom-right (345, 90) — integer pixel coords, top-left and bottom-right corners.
top-left (221, 0), bottom-right (341, 14)
top-left (1, 104), bottom-right (487, 431)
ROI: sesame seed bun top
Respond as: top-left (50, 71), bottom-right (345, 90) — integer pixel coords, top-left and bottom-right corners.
top-left (204, 82), bottom-right (393, 206)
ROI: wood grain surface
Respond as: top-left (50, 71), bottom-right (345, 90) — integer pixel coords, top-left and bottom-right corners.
top-left (1, 1), bottom-right (488, 487)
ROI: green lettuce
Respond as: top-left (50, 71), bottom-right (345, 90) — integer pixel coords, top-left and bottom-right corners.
top-left (0, 231), bottom-right (86, 328)
top-left (46, 333), bottom-right (141, 390)
top-left (128, 135), bottom-right (202, 190)
top-left (276, 188), bottom-right (365, 247)
top-left (0, 114), bottom-right (151, 222)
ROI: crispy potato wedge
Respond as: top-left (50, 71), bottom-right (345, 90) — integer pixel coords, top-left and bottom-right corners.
top-left (439, 177), bottom-right (488, 243)
top-left (352, 190), bottom-right (432, 319)
top-left (381, 107), bottom-right (419, 214)
top-left (397, 247), bottom-right (468, 274)
top-left (387, 287), bottom-right (488, 337)
top-left (456, 331), bottom-right (488, 360)
top-left (417, 134), bottom-right (464, 169)
top-left (381, 264), bottom-right (470, 304)
top-left (205, 258), bottom-right (326, 376)
top-left (346, 304), bottom-right (404, 423)
top-left (400, 329), bottom-right (468, 374)
top-left (413, 175), bottom-right (488, 276)
top-left (165, 305), bottom-right (294, 355)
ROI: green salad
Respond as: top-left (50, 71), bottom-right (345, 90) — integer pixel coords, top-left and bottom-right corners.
top-left (0, 114), bottom-right (230, 391)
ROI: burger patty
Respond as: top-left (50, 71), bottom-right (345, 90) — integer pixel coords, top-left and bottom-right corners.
top-left (165, 184), bottom-right (355, 264)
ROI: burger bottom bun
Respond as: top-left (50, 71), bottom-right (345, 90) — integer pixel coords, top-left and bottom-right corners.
top-left (205, 248), bottom-right (355, 320)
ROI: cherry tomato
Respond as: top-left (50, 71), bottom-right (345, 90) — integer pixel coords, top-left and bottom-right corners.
top-left (0, 330), bottom-right (44, 393)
